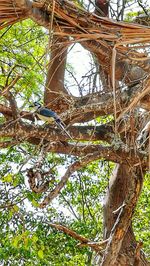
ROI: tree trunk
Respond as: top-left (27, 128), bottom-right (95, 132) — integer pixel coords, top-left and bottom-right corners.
top-left (101, 164), bottom-right (149, 266)
top-left (44, 37), bottom-right (70, 113)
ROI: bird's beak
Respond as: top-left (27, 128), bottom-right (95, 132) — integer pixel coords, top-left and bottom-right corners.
top-left (29, 104), bottom-right (34, 107)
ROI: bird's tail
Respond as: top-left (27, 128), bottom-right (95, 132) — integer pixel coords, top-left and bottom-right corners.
top-left (56, 119), bottom-right (72, 139)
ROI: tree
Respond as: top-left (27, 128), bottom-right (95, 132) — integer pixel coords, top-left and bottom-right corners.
top-left (0, 0), bottom-right (150, 265)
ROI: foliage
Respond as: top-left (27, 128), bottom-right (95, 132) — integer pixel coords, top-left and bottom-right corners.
top-left (0, 19), bottom-right (48, 104)
top-left (0, 145), bottom-right (109, 264)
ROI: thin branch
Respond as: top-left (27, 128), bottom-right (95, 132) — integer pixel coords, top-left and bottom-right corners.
top-left (60, 193), bottom-right (80, 221)
top-left (0, 196), bottom-right (26, 209)
top-left (137, 0), bottom-right (149, 16)
top-left (48, 222), bottom-right (108, 253)
top-left (1, 74), bottom-right (21, 97)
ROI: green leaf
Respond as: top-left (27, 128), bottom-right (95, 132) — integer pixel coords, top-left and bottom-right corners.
top-left (12, 205), bottom-right (19, 213)
top-left (38, 249), bottom-right (44, 259)
top-left (12, 235), bottom-right (21, 248)
top-left (31, 199), bottom-right (39, 208)
top-left (32, 235), bottom-right (38, 243)
top-left (2, 174), bottom-right (13, 183)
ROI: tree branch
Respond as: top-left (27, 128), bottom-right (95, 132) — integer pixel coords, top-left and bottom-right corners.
top-left (39, 149), bottom-right (139, 208)
top-left (48, 223), bottom-right (108, 253)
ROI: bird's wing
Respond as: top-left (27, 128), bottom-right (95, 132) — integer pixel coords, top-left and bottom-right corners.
top-left (38, 107), bottom-right (56, 118)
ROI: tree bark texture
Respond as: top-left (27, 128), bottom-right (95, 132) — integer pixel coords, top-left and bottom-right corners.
top-left (102, 164), bottom-right (148, 266)
top-left (44, 36), bottom-right (71, 113)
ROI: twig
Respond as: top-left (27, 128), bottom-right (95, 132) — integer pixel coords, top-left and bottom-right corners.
top-left (1, 75), bottom-right (21, 97)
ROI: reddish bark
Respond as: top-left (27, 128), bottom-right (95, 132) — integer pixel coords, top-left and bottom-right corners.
top-left (95, 0), bottom-right (109, 16)
top-left (102, 164), bottom-right (147, 265)
top-left (44, 37), bottom-right (71, 113)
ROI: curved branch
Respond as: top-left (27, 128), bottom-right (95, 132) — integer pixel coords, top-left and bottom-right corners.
top-left (39, 148), bottom-right (140, 208)
top-left (39, 151), bottom-right (106, 208)
top-left (49, 223), bottom-right (108, 253)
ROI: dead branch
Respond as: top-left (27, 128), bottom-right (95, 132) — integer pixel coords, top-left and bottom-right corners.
top-left (27, 168), bottom-right (50, 193)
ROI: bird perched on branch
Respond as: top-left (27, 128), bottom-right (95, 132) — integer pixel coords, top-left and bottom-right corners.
top-left (30, 102), bottom-right (72, 139)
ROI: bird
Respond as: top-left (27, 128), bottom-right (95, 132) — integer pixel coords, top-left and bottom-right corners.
top-left (30, 102), bottom-right (72, 139)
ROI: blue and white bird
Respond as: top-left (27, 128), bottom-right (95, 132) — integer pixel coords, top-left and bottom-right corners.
top-left (30, 102), bottom-right (72, 139)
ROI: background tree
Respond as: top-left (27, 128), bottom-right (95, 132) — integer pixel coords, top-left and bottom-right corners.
top-left (0, 0), bottom-right (150, 265)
